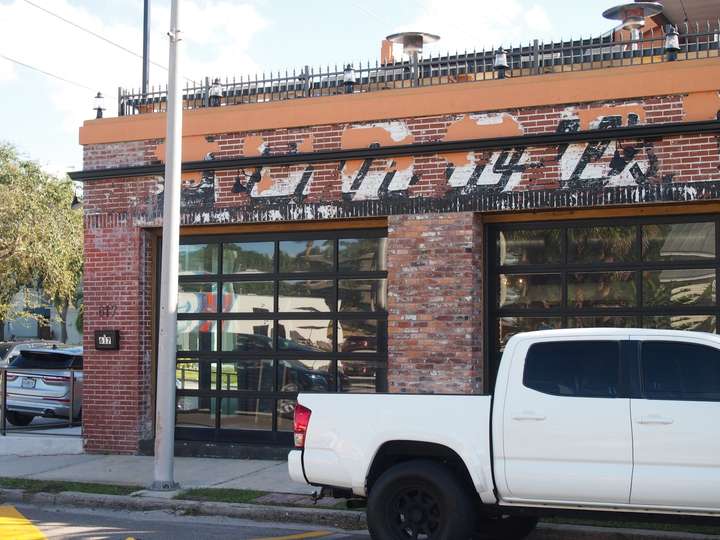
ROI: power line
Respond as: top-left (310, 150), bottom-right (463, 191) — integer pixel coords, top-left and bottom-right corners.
top-left (22, 0), bottom-right (171, 75)
top-left (0, 53), bottom-right (93, 90)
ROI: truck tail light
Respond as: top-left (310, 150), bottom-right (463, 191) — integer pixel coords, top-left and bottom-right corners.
top-left (293, 404), bottom-right (312, 448)
top-left (41, 375), bottom-right (70, 385)
top-left (5, 373), bottom-right (18, 382)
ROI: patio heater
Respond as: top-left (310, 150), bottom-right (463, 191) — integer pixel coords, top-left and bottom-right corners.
top-left (603, 2), bottom-right (664, 51)
top-left (385, 31), bottom-right (440, 87)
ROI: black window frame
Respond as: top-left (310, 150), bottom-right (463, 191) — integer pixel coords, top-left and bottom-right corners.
top-left (165, 228), bottom-right (389, 445)
top-left (486, 214), bottom-right (720, 389)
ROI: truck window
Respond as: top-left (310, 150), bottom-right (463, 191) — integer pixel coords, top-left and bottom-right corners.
top-left (641, 341), bottom-right (720, 401)
top-left (523, 341), bottom-right (620, 398)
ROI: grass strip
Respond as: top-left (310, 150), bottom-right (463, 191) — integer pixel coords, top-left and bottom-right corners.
top-left (0, 477), bottom-right (142, 496)
top-left (544, 517), bottom-right (720, 536)
top-left (175, 488), bottom-right (267, 504)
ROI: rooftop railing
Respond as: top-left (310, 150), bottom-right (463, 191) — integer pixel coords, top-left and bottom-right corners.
top-left (118, 22), bottom-right (720, 117)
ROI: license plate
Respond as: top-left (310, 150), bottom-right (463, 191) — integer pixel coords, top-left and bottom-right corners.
top-left (21, 377), bottom-right (36, 389)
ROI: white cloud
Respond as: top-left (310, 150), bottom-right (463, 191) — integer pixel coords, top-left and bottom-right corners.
top-left (0, 0), bottom-right (268, 172)
top-left (394, 0), bottom-right (557, 57)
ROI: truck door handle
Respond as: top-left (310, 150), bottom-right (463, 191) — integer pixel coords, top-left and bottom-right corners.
top-left (512, 411), bottom-right (546, 422)
top-left (638, 415), bottom-right (674, 425)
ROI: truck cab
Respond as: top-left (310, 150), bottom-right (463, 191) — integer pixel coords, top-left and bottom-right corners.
top-left (289, 329), bottom-right (720, 539)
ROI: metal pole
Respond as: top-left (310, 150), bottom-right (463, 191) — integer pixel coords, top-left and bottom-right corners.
top-left (142, 0), bottom-right (150, 95)
top-left (1, 370), bottom-right (6, 436)
top-left (68, 370), bottom-right (75, 428)
top-left (151, 0), bottom-right (182, 491)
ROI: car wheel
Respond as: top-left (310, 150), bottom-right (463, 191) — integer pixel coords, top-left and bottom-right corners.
top-left (5, 411), bottom-right (35, 426)
top-left (475, 515), bottom-right (538, 540)
top-left (367, 460), bottom-right (474, 540)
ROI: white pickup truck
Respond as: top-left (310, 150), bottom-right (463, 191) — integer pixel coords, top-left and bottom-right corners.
top-left (288, 328), bottom-right (720, 540)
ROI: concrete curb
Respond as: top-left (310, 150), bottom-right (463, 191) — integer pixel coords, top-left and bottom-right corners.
top-left (1, 488), bottom-right (719, 539)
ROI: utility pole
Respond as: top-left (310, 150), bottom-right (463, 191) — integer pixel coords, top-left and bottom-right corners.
top-left (142, 0), bottom-right (150, 95)
top-left (151, 0), bottom-right (182, 491)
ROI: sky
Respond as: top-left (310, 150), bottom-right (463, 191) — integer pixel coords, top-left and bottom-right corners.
top-left (0, 0), bottom-right (619, 176)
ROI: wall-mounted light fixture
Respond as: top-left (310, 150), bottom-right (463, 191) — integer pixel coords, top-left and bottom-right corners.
top-left (94, 92), bottom-right (105, 119)
top-left (664, 25), bottom-right (681, 61)
top-left (494, 48), bottom-right (509, 79)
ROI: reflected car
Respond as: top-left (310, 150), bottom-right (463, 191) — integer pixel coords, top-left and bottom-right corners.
top-left (0, 340), bottom-right (62, 368)
top-left (4, 347), bottom-right (83, 426)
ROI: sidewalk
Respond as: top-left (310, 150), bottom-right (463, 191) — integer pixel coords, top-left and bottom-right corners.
top-left (0, 453), bottom-right (312, 495)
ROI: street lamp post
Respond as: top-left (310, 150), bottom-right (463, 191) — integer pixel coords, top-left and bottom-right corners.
top-left (151, 0), bottom-right (182, 491)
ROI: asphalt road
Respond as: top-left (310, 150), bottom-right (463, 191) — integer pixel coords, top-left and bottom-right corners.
top-left (0, 504), bottom-right (370, 540)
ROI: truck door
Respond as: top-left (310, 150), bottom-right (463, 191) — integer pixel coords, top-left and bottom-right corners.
top-left (630, 338), bottom-right (720, 510)
top-left (501, 339), bottom-right (633, 504)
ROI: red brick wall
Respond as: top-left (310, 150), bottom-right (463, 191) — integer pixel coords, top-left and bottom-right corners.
top-left (387, 212), bottom-right (484, 394)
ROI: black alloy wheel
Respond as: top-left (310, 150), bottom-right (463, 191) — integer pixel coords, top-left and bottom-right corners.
top-left (367, 459), bottom-right (474, 540)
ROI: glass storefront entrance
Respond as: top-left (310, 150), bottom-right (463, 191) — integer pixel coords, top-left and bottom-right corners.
top-left (172, 228), bottom-right (388, 444)
top-left (487, 215), bottom-right (719, 386)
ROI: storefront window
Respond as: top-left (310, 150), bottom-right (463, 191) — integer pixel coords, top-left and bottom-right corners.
top-left (173, 229), bottom-right (387, 444)
top-left (490, 217), bottom-right (720, 386)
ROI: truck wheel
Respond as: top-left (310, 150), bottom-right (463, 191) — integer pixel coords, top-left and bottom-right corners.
top-left (5, 411), bottom-right (34, 426)
top-left (367, 460), bottom-right (474, 540)
top-left (475, 515), bottom-right (538, 540)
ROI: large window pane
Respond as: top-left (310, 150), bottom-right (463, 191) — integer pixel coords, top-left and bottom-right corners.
top-left (176, 396), bottom-right (215, 428)
top-left (339, 238), bottom-right (387, 272)
top-left (499, 274), bottom-right (562, 309)
top-left (277, 399), bottom-right (296, 432)
top-left (277, 320), bottom-right (333, 352)
top-left (179, 244), bottom-right (218, 275)
top-left (643, 314), bottom-right (716, 333)
top-left (339, 320), bottom-right (380, 353)
top-left (338, 361), bottom-right (387, 393)
top-left (177, 320), bottom-right (217, 352)
top-left (643, 269), bottom-right (716, 307)
top-left (568, 226), bottom-right (636, 263)
top-left (641, 341), bottom-right (720, 400)
top-left (279, 240), bottom-right (334, 273)
top-left (221, 360), bottom-right (274, 392)
top-left (498, 229), bottom-right (561, 266)
top-left (278, 280), bottom-right (333, 313)
top-left (178, 283), bottom-right (217, 314)
top-left (176, 361), bottom-right (218, 391)
top-left (221, 320), bottom-right (274, 352)
top-left (220, 397), bottom-right (273, 430)
top-left (279, 360), bottom-right (334, 392)
top-left (643, 222), bottom-right (716, 262)
top-left (568, 272), bottom-right (636, 309)
top-left (524, 341), bottom-right (620, 398)
top-left (568, 316), bottom-right (637, 329)
top-left (498, 317), bottom-right (562, 351)
top-left (338, 279), bottom-right (387, 312)
top-left (223, 242), bottom-right (274, 274)
top-left (222, 282), bottom-right (274, 313)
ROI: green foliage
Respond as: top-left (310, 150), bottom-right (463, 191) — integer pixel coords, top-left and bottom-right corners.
top-left (0, 477), bottom-right (141, 495)
top-left (0, 143), bottom-right (83, 323)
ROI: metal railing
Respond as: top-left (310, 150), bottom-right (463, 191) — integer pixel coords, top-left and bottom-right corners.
top-left (1, 367), bottom-right (81, 436)
top-left (118, 22), bottom-right (720, 116)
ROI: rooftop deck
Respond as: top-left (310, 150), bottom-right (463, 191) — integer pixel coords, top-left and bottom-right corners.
top-left (118, 22), bottom-right (720, 117)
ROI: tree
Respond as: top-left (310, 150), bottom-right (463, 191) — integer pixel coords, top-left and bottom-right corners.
top-left (0, 143), bottom-right (83, 341)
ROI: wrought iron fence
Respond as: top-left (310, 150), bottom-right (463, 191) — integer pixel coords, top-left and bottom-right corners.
top-left (1, 367), bottom-right (81, 436)
top-left (118, 22), bottom-right (720, 116)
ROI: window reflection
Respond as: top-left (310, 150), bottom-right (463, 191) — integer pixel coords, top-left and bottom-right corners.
top-left (176, 396), bottom-right (215, 428)
top-left (279, 240), bottom-right (334, 273)
top-left (498, 229), bottom-right (561, 266)
top-left (278, 280), bottom-right (333, 312)
top-left (221, 320), bottom-right (274, 352)
top-left (178, 283), bottom-right (217, 314)
top-left (339, 238), bottom-right (387, 272)
top-left (338, 320), bottom-right (379, 353)
top-left (220, 398), bottom-right (273, 431)
top-left (568, 272), bottom-right (636, 308)
top-left (279, 360), bottom-right (333, 393)
top-left (499, 274), bottom-right (562, 309)
top-left (179, 244), bottom-right (218, 275)
top-left (277, 320), bottom-right (333, 352)
top-left (338, 361), bottom-right (387, 393)
top-left (643, 269), bottom-right (716, 307)
top-left (221, 360), bottom-right (274, 392)
top-left (643, 222), bottom-right (716, 261)
top-left (177, 320), bottom-right (217, 352)
top-left (643, 314), bottom-right (716, 333)
top-left (338, 279), bottom-right (387, 312)
top-left (567, 316), bottom-right (637, 329)
top-left (569, 226), bottom-right (636, 263)
top-left (222, 282), bottom-right (274, 313)
top-left (223, 242), bottom-right (274, 274)
top-left (498, 317), bottom-right (562, 351)
top-left (176, 362), bottom-right (218, 391)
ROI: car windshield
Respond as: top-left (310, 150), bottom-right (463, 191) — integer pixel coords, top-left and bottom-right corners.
top-left (9, 352), bottom-right (82, 370)
top-left (0, 344), bottom-right (12, 359)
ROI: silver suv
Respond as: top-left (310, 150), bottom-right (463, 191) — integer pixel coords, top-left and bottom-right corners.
top-left (0, 340), bottom-right (63, 368)
top-left (3, 347), bottom-right (82, 426)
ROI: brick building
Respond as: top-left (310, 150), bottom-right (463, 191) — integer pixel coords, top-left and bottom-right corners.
top-left (72, 3), bottom-right (720, 456)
